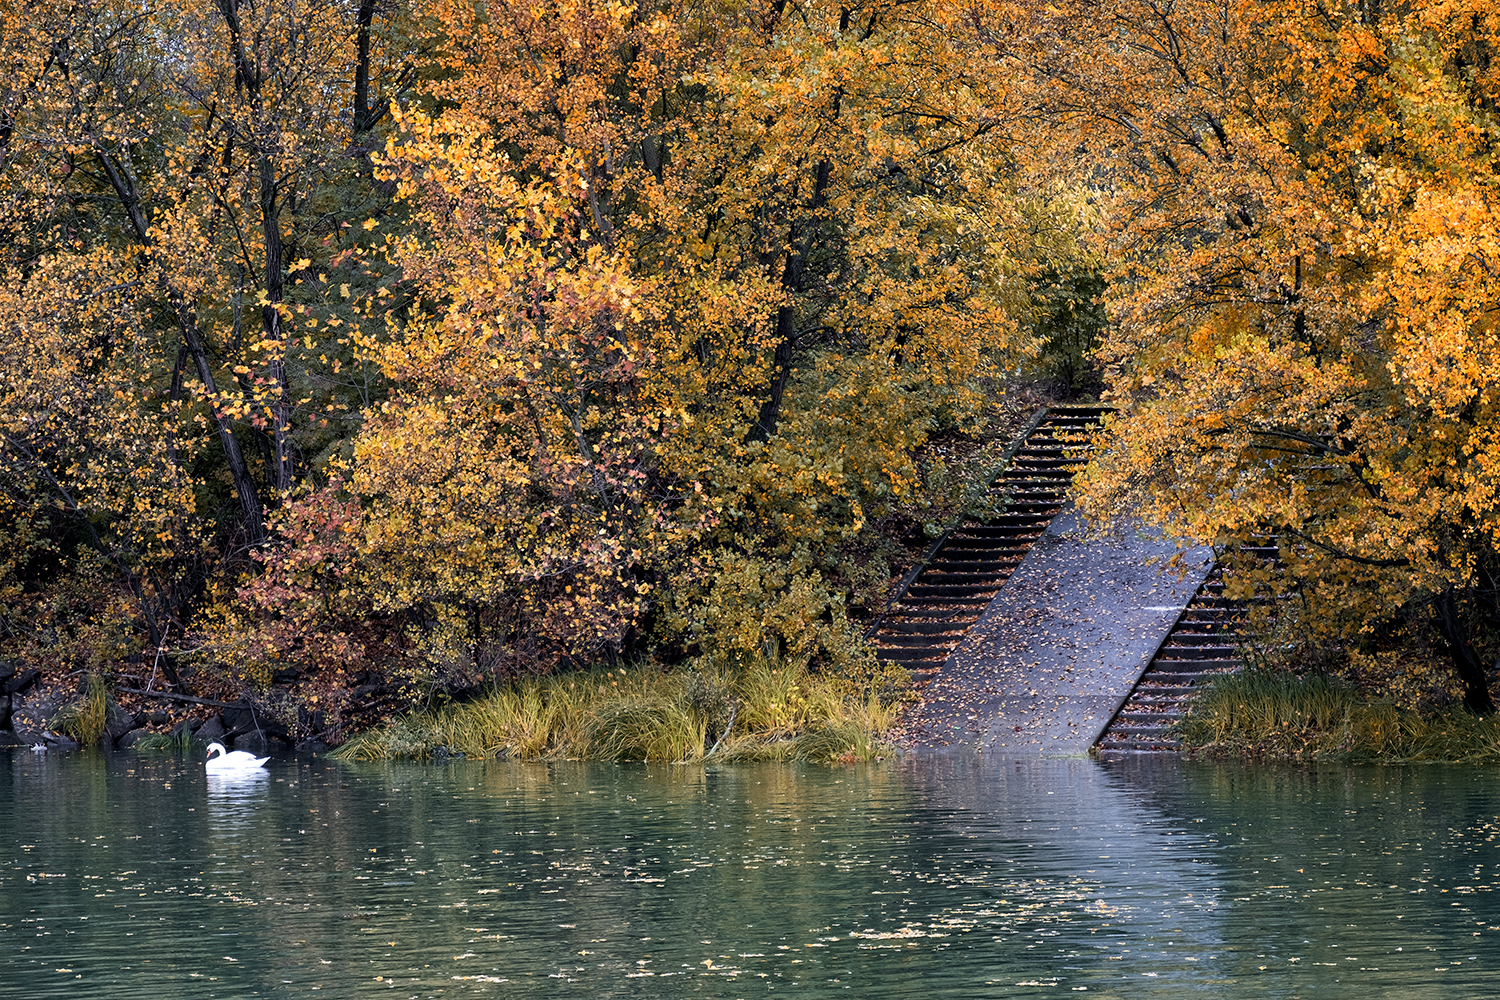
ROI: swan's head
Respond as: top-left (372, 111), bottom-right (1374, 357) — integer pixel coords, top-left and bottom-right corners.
top-left (205, 742), bottom-right (228, 760)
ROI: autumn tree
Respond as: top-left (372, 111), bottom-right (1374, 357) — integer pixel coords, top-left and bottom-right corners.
top-left (0, 253), bottom-right (198, 674)
top-left (0, 0), bottom-right (415, 693)
top-left (247, 0), bottom-right (1065, 689)
top-left (992, 0), bottom-right (1500, 711)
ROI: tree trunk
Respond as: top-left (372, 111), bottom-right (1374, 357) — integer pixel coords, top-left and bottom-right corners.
top-left (216, 0), bottom-right (295, 496)
top-left (97, 147), bottom-right (267, 546)
top-left (1436, 590), bottom-right (1496, 714)
top-left (353, 0), bottom-right (380, 133)
top-left (179, 311), bottom-right (268, 546)
top-left (259, 158), bottom-right (295, 495)
top-left (746, 160), bottom-right (830, 443)
top-left (747, 306), bottom-right (796, 443)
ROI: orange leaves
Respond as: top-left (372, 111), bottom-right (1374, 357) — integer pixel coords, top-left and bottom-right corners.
top-left (1365, 182), bottom-right (1500, 417)
top-left (1039, 0), bottom-right (1500, 699)
top-left (302, 0), bottom-right (1056, 674)
top-left (334, 103), bottom-right (702, 667)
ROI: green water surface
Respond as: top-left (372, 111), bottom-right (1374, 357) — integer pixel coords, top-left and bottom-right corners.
top-left (2, 752), bottom-right (1496, 998)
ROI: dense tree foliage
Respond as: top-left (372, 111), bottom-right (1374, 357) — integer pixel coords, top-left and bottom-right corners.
top-left (0, 0), bottom-right (418, 717)
top-left (7, 0), bottom-right (1498, 740)
top-left (2, 0), bottom-right (1091, 739)
top-left (1033, 0), bottom-right (1500, 711)
top-left (328, 0), bottom-right (1057, 673)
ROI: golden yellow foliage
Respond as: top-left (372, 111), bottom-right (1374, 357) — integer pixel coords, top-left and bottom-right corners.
top-left (284, 0), bottom-right (1056, 681)
top-left (1003, 0), bottom-right (1500, 710)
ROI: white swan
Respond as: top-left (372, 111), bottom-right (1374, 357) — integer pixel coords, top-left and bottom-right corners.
top-left (205, 741), bottom-right (269, 772)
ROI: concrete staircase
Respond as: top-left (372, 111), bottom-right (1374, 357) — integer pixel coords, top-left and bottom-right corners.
top-left (1093, 541), bottom-right (1278, 753)
top-left (869, 407), bottom-right (1110, 683)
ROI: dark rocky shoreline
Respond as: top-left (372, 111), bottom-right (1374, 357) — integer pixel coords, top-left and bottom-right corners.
top-left (0, 662), bottom-right (326, 753)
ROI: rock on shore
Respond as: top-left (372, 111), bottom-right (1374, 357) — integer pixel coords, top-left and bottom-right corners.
top-left (0, 663), bottom-right (296, 752)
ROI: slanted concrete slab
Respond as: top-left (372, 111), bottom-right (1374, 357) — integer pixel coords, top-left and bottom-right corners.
top-left (904, 504), bottom-right (1212, 755)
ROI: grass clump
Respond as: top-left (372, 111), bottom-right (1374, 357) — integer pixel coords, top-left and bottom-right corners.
top-left (331, 656), bottom-right (906, 764)
top-left (51, 673), bottom-right (111, 747)
top-left (1178, 671), bottom-right (1500, 762)
top-left (131, 729), bottom-right (197, 752)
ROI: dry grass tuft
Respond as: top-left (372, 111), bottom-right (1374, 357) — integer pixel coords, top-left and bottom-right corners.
top-left (1179, 671), bottom-right (1500, 762)
top-left (332, 656), bottom-right (907, 763)
top-left (52, 673), bottom-right (111, 747)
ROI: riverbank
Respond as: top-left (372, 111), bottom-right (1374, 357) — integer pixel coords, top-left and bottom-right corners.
top-left (330, 657), bottom-right (906, 763)
top-left (0, 384), bottom-right (1066, 757)
top-left (1176, 671), bottom-right (1500, 763)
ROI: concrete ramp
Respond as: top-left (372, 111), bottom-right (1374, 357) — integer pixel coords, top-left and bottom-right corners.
top-left (904, 505), bottom-right (1213, 755)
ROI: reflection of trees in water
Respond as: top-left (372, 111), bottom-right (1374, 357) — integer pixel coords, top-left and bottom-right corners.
top-left (293, 759), bottom-right (1143, 986)
top-left (1, 753), bottom-right (434, 993)
top-left (7, 753), bottom-right (1495, 997)
top-left (348, 761), bottom-right (930, 954)
top-left (8, 755), bottom-right (1216, 991)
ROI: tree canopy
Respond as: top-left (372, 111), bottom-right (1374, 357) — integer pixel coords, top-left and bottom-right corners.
top-left (6, 0), bottom-right (1499, 739)
top-left (1032, 0), bottom-right (1500, 712)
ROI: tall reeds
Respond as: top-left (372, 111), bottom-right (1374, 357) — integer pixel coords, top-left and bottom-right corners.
top-left (331, 656), bottom-right (904, 763)
top-left (52, 673), bottom-right (111, 747)
top-left (1178, 671), bottom-right (1500, 762)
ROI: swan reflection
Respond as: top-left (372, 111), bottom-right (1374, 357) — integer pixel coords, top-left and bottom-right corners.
top-left (206, 767), bottom-right (271, 832)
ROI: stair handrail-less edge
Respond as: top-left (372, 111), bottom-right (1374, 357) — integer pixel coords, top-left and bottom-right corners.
top-left (863, 405), bottom-right (1052, 639)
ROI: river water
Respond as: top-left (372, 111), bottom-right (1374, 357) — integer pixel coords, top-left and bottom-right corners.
top-left (2, 751), bottom-right (1496, 998)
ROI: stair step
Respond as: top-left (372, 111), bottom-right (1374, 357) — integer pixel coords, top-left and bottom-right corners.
top-left (906, 585), bottom-right (999, 599)
top-left (1117, 711), bottom-right (1183, 723)
top-left (989, 486), bottom-right (1068, 498)
top-left (886, 607), bottom-right (982, 620)
top-left (941, 539), bottom-right (1037, 552)
top-left (992, 475), bottom-right (1070, 486)
top-left (949, 528), bottom-right (1042, 540)
top-left (1095, 740), bottom-right (1183, 752)
top-left (872, 634), bottom-right (957, 649)
top-left (1140, 671), bottom-right (1226, 684)
top-left (876, 650), bottom-right (954, 665)
top-left (920, 572), bottom-right (1011, 585)
top-left (879, 620), bottom-right (971, 636)
top-left (1156, 644), bottom-right (1239, 658)
top-left (1107, 725), bottom-right (1179, 738)
top-left (1151, 658), bottom-right (1241, 672)
top-left (926, 558), bottom-right (1024, 572)
top-left (896, 595), bottom-right (993, 608)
